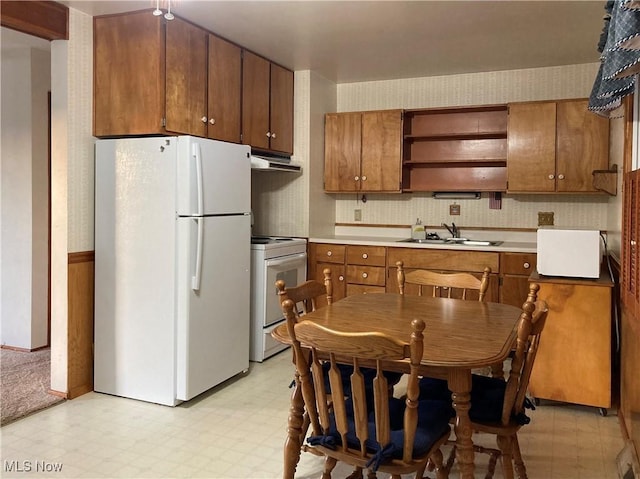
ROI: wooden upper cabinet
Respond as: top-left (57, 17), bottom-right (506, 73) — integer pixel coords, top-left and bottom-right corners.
top-left (556, 100), bottom-right (610, 192)
top-left (324, 112), bottom-right (362, 192)
top-left (207, 34), bottom-right (241, 143)
top-left (270, 63), bottom-right (294, 154)
top-left (94, 11), bottom-right (165, 136)
top-left (361, 110), bottom-right (403, 191)
top-left (506, 102), bottom-right (556, 192)
top-left (507, 99), bottom-right (609, 193)
top-left (242, 51), bottom-right (294, 154)
top-left (165, 18), bottom-right (208, 136)
top-left (324, 110), bottom-right (402, 193)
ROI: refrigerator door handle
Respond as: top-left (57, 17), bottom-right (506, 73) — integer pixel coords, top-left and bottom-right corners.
top-left (192, 142), bottom-right (204, 216)
top-left (192, 217), bottom-right (204, 291)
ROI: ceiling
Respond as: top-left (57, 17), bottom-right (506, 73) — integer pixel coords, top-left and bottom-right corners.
top-left (7, 1), bottom-right (607, 84)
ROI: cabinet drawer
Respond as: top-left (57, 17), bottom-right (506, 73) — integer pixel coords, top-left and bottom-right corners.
top-left (346, 284), bottom-right (386, 295)
top-left (346, 245), bottom-right (386, 266)
top-left (500, 253), bottom-right (536, 275)
top-left (346, 265), bottom-right (386, 286)
top-left (313, 244), bottom-right (346, 264)
top-left (388, 247), bottom-right (499, 273)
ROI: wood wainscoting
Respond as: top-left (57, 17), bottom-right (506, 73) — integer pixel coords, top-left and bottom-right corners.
top-left (67, 251), bottom-right (94, 399)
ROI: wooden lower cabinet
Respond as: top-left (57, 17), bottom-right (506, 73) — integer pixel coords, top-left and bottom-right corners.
top-left (386, 247), bottom-right (500, 301)
top-left (499, 252), bottom-right (537, 307)
top-left (308, 243), bottom-right (346, 303)
top-left (528, 272), bottom-right (614, 410)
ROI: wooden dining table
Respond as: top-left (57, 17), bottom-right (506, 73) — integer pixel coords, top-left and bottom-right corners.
top-left (271, 292), bottom-right (523, 479)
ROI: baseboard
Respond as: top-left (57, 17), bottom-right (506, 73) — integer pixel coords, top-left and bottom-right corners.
top-left (1, 345), bottom-right (49, 352)
top-left (47, 389), bottom-right (67, 399)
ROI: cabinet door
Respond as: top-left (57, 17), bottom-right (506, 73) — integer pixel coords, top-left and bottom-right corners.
top-left (94, 11), bottom-right (164, 137)
top-left (361, 110), bottom-right (403, 192)
top-left (242, 51), bottom-right (270, 150)
top-left (269, 63), bottom-right (294, 154)
top-left (507, 102), bottom-right (556, 192)
top-left (207, 34), bottom-right (241, 143)
top-left (324, 113), bottom-right (362, 192)
top-left (556, 99), bottom-right (609, 192)
top-left (165, 18), bottom-right (208, 136)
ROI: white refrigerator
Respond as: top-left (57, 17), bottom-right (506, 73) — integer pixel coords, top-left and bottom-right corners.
top-left (94, 136), bottom-right (251, 406)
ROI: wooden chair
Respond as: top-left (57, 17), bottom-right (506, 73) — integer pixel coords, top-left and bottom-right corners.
top-left (282, 298), bottom-right (452, 479)
top-left (419, 283), bottom-right (549, 479)
top-left (396, 260), bottom-right (491, 301)
top-left (276, 267), bottom-right (333, 317)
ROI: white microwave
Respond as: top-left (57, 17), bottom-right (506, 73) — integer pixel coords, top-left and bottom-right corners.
top-left (536, 229), bottom-right (602, 279)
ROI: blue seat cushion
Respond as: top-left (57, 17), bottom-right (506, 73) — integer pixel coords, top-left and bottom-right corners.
top-left (418, 374), bottom-right (507, 423)
top-left (307, 397), bottom-right (451, 471)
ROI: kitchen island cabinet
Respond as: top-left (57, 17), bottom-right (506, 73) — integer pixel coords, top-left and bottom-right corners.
top-left (324, 110), bottom-right (403, 192)
top-left (528, 271), bottom-right (614, 411)
top-left (507, 99), bottom-right (609, 193)
top-left (242, 50), bottom-right (294, 155)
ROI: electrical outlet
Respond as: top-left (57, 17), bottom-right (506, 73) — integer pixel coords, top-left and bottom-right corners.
top-left (538, 212), bottom-right (554, 226)
top-left (449, 203), bottom-right (460, 215)
top-left (354, 209), bottom-right (362, 221)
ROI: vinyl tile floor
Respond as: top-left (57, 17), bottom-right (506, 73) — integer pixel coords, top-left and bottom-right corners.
top-left (0, 350), bottom-right (624, 478)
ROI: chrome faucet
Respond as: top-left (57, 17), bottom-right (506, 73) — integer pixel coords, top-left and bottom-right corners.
top-left (442, 222), bottom-right (459, 238)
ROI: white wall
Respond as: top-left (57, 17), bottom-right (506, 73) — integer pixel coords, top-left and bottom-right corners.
top-left (1, 46), bottom-right (50, 349)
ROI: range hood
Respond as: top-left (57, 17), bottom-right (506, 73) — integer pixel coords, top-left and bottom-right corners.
top-left (250, 155), bottom-right (302, 172)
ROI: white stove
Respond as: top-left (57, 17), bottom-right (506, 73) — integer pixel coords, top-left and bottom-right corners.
top-left (250, 236), bottom-right (307, 361)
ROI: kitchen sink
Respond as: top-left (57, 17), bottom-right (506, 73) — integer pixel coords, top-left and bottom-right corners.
top-left (397, 238), bottom-right (503, 246)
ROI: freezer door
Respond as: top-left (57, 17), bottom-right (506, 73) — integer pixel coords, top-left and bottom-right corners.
top-left (175, 214), bottom-right (251, 401)
top-left (176, 136), bottom-right (251, 216)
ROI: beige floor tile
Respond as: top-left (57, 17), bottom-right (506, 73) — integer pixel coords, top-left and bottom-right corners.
top-left (0, 350), bottom-right (625, 478)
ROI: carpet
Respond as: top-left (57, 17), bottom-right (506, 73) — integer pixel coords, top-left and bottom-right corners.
top-left (1, 348), bottom-right (64, 426)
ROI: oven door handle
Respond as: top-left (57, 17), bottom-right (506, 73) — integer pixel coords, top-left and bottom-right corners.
top-left (265, 253), bottom-right (307, 268)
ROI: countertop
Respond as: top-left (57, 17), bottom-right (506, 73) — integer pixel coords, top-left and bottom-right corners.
top-left (308, 235), bottom-right (537, 253)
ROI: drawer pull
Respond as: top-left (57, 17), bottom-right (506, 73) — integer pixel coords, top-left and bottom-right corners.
top-left (326, 251), bottom-right (332, 257)
top-left (362, 253), bottom-right (368, 259)
top-left (338, 275), bottom-right (344, 282)
top-left (362, 272), bottom-right (368, 279)
top-left (523, 262), bottom-right (530, 269)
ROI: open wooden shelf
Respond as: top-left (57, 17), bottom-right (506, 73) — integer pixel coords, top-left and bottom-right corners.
top-left (402, 105), bottom-right (508, 192)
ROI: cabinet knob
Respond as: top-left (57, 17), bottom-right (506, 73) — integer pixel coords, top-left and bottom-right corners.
top-left (354, 176), bottom-right (360, 181)
top-left (326, 251), bottom-right (332, 257)
top-left (362, 253), bottom-right (368, 259)
top-left (338, 275), bottom-right (345, 282)
top-left (523, 262), bottom-right (530, 269)
top-left (361, 175), bottom-right (367, 181)
top-left (266, 132), bottom-right (271, 138)
top-left (201, 116), bottom-right (208, 123)
top-left (209, 118), bottom-right (216, 125)
top-left (558, 174), bottom-right (565, 180)
top-left (631, 240), bottom-right (637, 246)
top-left (548, 174), bottom-right (555, 180)
top-left (271, 132), bottom-right (277, 139)
top-left (362, 272), bottom-right (368, 279)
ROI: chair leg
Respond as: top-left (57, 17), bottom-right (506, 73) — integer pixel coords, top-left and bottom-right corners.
top-left (496, 435), bottom-right (515, 479)
top-left (429, 448), bottom-right (448, 479)
top-left (366, 469), bottom-right (377, 479)
top-left (345, 467), bottom-right (364, 479)
top-left (511, 435), bottom-right (528, 479)
top-left (321, 456), bottom-right (337, 479)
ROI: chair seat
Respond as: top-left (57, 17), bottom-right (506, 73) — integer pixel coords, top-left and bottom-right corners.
top-left (308, 397), bottom-right (452, 469)
top-left (419, 374), bottom-right (508, 423)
